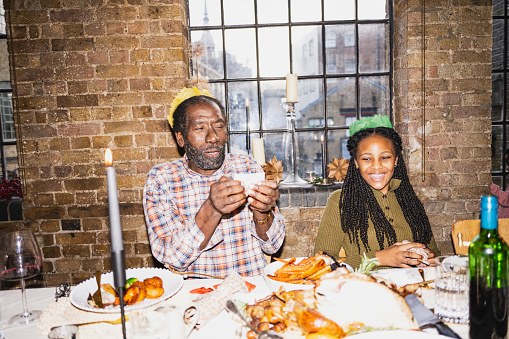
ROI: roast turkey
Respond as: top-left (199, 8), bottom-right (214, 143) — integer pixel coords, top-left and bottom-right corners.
top-left (314, 272), bottom-right (418, 330)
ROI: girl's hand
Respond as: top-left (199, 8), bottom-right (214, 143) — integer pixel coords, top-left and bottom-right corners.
top-left (376, 242), bottom-right (433, 267)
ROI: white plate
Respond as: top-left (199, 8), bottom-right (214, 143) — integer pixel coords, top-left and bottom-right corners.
top-left (263, 257), bottom-right (353, 292)
top-left (351, 330), bottom-right (448, 338)
top-left (70, 267), bottom-right (183, 313)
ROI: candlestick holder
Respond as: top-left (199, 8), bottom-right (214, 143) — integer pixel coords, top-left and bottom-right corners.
top-left (280, 101), bottom-right (311, 188)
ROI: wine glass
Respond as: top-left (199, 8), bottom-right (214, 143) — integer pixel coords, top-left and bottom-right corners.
top-left (0, 230), bottom-right (43, 325)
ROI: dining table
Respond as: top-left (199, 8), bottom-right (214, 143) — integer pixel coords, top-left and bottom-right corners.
top-left (0, 268), bottom-right (469, 339)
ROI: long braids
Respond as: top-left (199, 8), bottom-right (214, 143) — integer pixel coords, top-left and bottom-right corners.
top-left (339, 127), bottom-right (433, 252)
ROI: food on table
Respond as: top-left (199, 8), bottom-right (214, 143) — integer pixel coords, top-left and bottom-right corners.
top-left (87, 276), bottom-right (165, 308)
top-left (314, 272), bottom-right (418, 331)
top-left (189, 281), bottom-right (256, 294)
top-left (242, 272), bottom-right (419, 338)
top-left (267, 252), bottom-right (349, 285)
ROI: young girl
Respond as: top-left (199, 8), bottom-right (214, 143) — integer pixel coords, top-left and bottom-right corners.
top-left (314, 115), bottom-right (439, 269)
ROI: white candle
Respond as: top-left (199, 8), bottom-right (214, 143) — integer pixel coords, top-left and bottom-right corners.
top-left (104, 148), bottom-right (126, 291)
top-left (286, 73), bottom-right (298, 102)
top-left (252, 138), bottom-right (265, 165)
top-left (105, 148), bottom-right (124, 254)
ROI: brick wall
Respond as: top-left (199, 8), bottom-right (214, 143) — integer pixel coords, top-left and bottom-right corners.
top-left (1, 1), bottom-right (493, 286)
top-left (3, 0), bottom-right (188, 286)
top-left (393, 0), bottom-right (492, 255)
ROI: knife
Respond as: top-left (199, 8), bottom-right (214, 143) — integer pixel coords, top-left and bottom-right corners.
top-left (404, 294), bottom-right (462, 339)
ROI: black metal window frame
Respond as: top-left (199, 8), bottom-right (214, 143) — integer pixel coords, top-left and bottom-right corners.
top-left (187, 0), bottom-right (393, 165)
top-left (0, 30), bottom-right (14, 180)
top-left (492, 0), bottom-right (508, 189)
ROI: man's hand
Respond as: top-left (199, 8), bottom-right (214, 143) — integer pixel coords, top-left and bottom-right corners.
top-left (245, 180), bottom-right (279, 213)
top-left (208, 176), bottom-right (247, 215)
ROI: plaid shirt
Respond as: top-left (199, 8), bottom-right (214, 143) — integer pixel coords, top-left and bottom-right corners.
top-left (143, 153), bottom-right (285, 277)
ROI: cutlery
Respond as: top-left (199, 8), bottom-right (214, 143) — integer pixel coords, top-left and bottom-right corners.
top-left (226, 300), bottom-right (282, 339)
top-left (92, 270), bottom-right (103, 308)
top-left (404, 294), bottom-right (461, 338)
top-left (165, 265), bottom-right (225, 280)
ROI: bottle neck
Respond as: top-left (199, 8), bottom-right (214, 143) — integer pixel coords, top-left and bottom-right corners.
top-left (481, 205), bottom-right (498, 230)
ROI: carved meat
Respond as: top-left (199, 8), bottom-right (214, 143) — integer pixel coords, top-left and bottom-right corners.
top-left (314, 272), bottom-right (417, 330)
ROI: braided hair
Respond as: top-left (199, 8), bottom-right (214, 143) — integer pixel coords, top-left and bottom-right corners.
top-left (339, 127), bottom-right (433, 252)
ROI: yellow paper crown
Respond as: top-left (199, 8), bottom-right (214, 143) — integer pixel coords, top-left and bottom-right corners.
top-left (168, 86), bottom-right (213, 128)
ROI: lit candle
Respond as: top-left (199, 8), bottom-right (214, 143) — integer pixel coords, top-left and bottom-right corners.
top-left (320, 135), bottom-right (326, 179)
top-left (104, 148), bottom-right (126, 289)
top-left (286, 73), bottom-right (298, 102)
top-left (252, 138), bottom-right (265, 165)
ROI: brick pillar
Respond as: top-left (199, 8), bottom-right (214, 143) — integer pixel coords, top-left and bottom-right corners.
top-left (393, 0), bottom-right (492, 254)
top-left (5, 1), bottom-right (189, 286)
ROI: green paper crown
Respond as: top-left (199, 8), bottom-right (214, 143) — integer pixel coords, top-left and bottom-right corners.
top-left (349, 114), bottom-right (393, 136)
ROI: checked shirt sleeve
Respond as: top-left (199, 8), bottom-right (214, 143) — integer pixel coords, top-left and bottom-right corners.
top-left (143, 168), bottom-right (205, 270)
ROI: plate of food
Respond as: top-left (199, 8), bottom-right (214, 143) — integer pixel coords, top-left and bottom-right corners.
top-left (70, 267), bottom-right (183, 313)
top-left (263, 252), bottom-right (352, 292)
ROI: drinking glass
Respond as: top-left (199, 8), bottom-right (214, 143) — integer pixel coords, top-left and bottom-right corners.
top-left (434, 255), bottom-right (469, 324)
top-left (0, 230), bottom-right (43, 325)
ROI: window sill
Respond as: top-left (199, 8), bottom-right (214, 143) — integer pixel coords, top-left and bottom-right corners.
top-left (278, 183), bottom-right (342, 208)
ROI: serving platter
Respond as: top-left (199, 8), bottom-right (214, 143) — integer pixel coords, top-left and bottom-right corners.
top-left (350, 330), bottom-right (449, 338)
top-left (70, 267), bottom-right (183, 313)
top-left (263, 257), bottom-right (353, 292)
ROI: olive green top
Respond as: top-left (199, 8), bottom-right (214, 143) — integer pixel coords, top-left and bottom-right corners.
top-left (314, 179), bottom-right (440, 269)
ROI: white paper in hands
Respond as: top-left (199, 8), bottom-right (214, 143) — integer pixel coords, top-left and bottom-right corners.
top-left (233, 173), bottom-right (265, 188)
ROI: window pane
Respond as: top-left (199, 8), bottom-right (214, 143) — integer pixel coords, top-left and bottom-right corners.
top-left (224, 0), bottom-right (255, 25)
top-left (327, 77), bottom-right (356, 127)
top-left (188, 0), bottom-right (222, 26)
top-left (0, 93), bottom-right (14, 141)
top-left (325, 24), bottom-right (356, 75)
top-left (259, 27), bottom-right (290, 77)
top-left (298, 131), bottom-right (324, 178)
top-left (492, 73), bottom-right (504, 121)
top-left (328, 129), bottom-right (350, 163)
top-left (359, 76), bottom-right (389, 116)
top-left (262, 133), bottom-right (284, 167)
top-left (4, 144), bottom-right (18, 179)
top-left (493, 0), bottom-right (504, 16)
top-left (493, 125), bottom-right (503, 172)
top-left (358, 0), bottom-right (388, 20)
top-left (293, 25), bottom-right (322, 76)
top-left (298, 78), bottom-right (324, 128)
top-left (191, 30), bottom-right (224, 80)
top-left (228, 81), bottom-right (259, 131)
top-left (257, 0), bottom-right (288, 24)
top-left (260, 80), bottom-right (286, 130)
top-left (291, 0), bottom-right (321, 22)
top-left (208, 82), bottom-right (226, 108)
top-left (325, 0), bottom-right (355, 21)
top-left (493, 19), bottom-right (504, 70)
top-left (225, 28), bottom-right (256, 78)
top-left (359, 23), bottom-right (389, 73)
top-left (229, 133), bottom-right (248, 155)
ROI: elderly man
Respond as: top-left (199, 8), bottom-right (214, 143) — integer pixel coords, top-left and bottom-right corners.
top-left (143, 88), bottom-right (285, 277)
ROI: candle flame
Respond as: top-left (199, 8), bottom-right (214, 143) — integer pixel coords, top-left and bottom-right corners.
top-left (105, 148), bottom-right (113, 166)
top-left (246, 98), bottom-right (250, 108)
top-left (320, 134), bottom-right (324, 142)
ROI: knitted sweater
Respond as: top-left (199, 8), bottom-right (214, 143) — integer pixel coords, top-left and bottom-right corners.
top-left (314, 179), bottom-right (440, 269)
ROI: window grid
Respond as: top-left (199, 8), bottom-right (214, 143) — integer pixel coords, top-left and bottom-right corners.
top-left (492, 0), bottom-right (508, 189)
top-left (188, 0), bottom-right (392, 176)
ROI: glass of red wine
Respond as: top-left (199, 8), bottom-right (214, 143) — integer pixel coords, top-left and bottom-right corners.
top-left (0, 230), bottom-right (43, 325)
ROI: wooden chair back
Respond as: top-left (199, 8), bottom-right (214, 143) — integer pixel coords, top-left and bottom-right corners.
top-left (451, 218), bottom-right (509, 255)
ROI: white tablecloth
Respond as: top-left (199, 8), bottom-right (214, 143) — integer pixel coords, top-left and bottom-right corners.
top-left (0, 271), bottom-right (469, 339)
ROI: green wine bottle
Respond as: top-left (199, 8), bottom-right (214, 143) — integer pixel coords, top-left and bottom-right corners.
top-left (469, 195), bottom-right (509, 339)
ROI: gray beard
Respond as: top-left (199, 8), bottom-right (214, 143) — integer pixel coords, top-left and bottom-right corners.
top-left (184, 141), bottom-right (226, 171)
